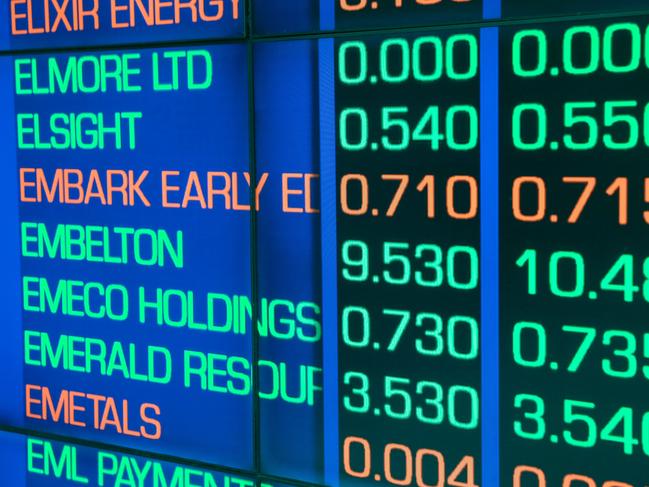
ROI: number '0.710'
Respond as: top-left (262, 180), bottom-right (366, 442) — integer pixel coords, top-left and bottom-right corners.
top-left (341, 174), bottom-right (478, 220)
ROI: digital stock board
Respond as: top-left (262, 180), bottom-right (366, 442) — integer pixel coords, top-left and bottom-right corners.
top-left (1, 1), bottom-right (649, 487)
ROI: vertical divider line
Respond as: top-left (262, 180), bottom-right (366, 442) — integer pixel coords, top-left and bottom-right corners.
top-left (0, 56), bottom-right (24, 431)
top-left (320, 0), bottom-right (335, 32)
top-left (318, 37), bottom-right (338, 487)
top-left (245, 0), bottom-right (261, 475)
top-left (480, 25), bottom-right (500, 487)
top-left (483, 0), bottom-right (502, 20)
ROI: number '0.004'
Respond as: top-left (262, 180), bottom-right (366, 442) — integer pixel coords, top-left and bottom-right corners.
top-left (343, 436), bottom-right (478, 487)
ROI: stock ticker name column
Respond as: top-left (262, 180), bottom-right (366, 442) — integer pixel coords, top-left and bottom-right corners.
top-left (1, 1), bottom-right (331, 480)
top-left (500, 16), bottom-right (649, 487)
top-left (11, 44), bottom-right (260, 467)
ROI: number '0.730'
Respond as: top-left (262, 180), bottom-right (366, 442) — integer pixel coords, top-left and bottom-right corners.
top-left (342, 307), bottom-right (479, 359)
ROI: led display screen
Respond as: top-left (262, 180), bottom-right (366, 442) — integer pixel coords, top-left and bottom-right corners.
top-left (1, 2), bottom-right (649, 487)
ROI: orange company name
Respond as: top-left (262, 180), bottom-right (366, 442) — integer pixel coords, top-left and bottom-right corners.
top-left (25, 384), bottom-right (162, 440)
top-left (20, 168), bottom-right (320, 213)
top-left (11, 0), bottom-right (240, 35)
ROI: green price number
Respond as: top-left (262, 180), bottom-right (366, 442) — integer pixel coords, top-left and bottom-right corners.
top-left (342, 240), bottom-right (479, 290)
top-left (516, 250), bottom-right (649, 302)
top-left (513, 321), bottom-right (649, 379)
top-left (514, 395), bottom-right (649, 456)
top-left (342, 306), bottom-right (479, 359)
top-left (513, 23), bottom-right (649, 78)
top-left (512, 100), bottom-right (649, 151)
top-left (339, 105), bottom-right (478, 152)
top-left (339, 34), bottom-right (478, 86)
top-left (343, 371), bottom-right (479, 429)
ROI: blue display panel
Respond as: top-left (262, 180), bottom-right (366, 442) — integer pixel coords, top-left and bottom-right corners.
top-left (0, 5), bottom-right (9, 49)
top-left (3, 0), bottom-right (244, 51)
top-left (254, 39), bottom-right (324, 484)
top-left (4, 3), bottom-right (649, 487)
top-left (3, 43), bottom-right (255, 468)
top-left (252, 1), bottom-right (320, 36)
top-left (0, 431), bottom-right (267, 486)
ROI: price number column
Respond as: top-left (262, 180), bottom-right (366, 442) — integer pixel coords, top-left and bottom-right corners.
top-left (335, 30), bottom-right (483, 486)
top-left (501, 17), bottom-right (649, 487)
